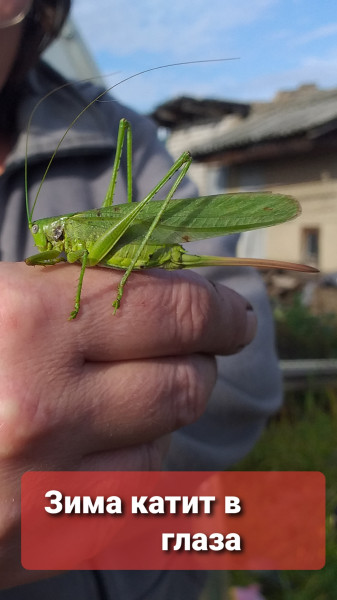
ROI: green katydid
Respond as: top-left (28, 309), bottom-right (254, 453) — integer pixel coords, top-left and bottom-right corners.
top-left (25, 67), bottom-right (317, 319)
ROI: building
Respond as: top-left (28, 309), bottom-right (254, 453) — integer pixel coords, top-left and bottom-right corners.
top-left (151, 86), bottom-right (337, 274)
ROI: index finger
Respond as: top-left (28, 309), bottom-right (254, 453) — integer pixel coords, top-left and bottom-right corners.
top-left (4, 263), bottom-right (255, 362)
top-left (68, 267), bottom-right (256, 361)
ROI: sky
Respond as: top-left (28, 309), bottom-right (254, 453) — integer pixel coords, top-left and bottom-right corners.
top-left (70, 0), bottom-right (337, 113)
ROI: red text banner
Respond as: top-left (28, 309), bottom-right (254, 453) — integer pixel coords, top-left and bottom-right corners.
top-left (21, 471), bottom-right (325, 571)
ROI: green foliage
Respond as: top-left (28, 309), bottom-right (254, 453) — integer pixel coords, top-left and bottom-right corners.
top-left (228, 392), bottom-right (337, 600)
top-left (203, 293), bottom-right (337, 599)
top-left (274, 296), bottom-right (337, 359)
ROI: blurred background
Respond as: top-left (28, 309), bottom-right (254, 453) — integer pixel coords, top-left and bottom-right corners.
top-left (43, 1), bottom-right (337, 597)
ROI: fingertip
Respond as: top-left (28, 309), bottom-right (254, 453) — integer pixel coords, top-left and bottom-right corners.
top-left (211, 282), bottom-right (257, 354)
top-left (236, 308), bottom-right (258, 352)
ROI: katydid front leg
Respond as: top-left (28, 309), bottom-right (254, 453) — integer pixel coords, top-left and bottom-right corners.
top-left (25, 248), bottom-right (65, 266)
top-left (102, 118), bottom-right (133, 207)
top-left (69, 251), bottom-right (88, 320)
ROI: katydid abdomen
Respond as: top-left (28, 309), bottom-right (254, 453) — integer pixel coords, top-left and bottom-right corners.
top-left (101, 241), bottom-right (318, 273)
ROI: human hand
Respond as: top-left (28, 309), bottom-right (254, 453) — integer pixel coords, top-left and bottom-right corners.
top-left (0, 262), bottom-right (256, 587)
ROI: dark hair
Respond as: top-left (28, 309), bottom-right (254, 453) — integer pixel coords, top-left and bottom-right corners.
top-left (0, 0), bottom-right (71, 132)
top-left (10, 0), bottom-right (71, 84)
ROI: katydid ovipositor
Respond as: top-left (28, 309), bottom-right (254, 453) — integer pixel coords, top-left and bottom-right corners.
top-left (25, 67), bottom-right (318, 319)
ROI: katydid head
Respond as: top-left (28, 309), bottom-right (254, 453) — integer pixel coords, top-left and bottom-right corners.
top-left (29, 217), bottom-right (65, 253)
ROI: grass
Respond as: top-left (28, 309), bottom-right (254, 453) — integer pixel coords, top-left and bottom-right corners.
top-left (203, 389), bottom-right (337, 600)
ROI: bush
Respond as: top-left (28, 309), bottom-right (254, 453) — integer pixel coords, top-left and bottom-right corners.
top-left (227, 394), bottom-right (337, 600)
top-left (274, 295), bottom-right (337, 359)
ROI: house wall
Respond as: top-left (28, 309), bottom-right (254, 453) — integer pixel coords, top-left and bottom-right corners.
top-left (176, 149), bottom-right (337, 274)
top-left (229, 151), bottom-right (337, 273)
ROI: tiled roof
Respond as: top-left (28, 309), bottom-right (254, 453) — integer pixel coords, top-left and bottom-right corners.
top-left (161, 86), bottom-right (337, 157)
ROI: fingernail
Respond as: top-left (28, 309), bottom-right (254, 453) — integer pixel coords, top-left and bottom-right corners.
top-left (237, 308), bottom-right (257, 352)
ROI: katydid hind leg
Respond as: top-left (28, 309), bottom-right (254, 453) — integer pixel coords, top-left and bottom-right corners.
top-left (112, 152), bottom-right (193, 312)
top-left (88, 150), bottom-right (192, 268)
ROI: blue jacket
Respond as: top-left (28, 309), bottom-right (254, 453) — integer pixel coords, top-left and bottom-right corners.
top-left (0, 62), bottom-right (282, 599)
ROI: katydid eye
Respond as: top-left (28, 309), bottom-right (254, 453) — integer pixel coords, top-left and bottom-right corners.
top-left (32, 224), bottom-right (39, 234)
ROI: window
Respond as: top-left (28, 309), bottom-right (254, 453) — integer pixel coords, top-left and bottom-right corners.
top-left (302, 228), bottom-right (319, 265)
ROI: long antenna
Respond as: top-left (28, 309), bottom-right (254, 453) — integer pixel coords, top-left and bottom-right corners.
top-left (25, 58), bottom-right (238, 224)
